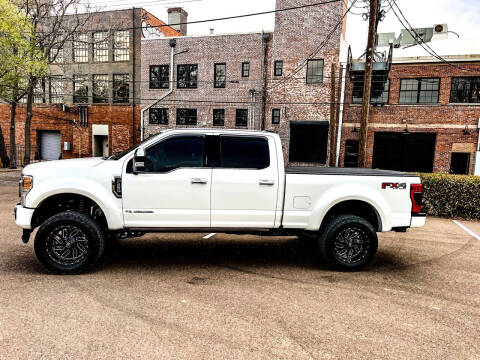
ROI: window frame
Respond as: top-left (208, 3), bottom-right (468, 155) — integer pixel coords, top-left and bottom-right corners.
top-left (306, 59), bottom-right (324, 84)
top-left (176, 108), bottom-right (198, 125)
top-left (450, 77), bottom-right (480, 104)
top-left (73, 33), bottom-right (89, 63)
top-left (93, 31), bottom-right (109, 62)
top-left (272, 108), bottom-right (281, 125)
top-left (352, 78), bottom-right (390, 105)
top-left (274, 60), bottom-right (283, 76)
top-left (399, 78), bottom-right (440, 104)
top-left (213, 109), bottom-right (225, 126)
top-left (177, 64), bottom-right (198, 89)
top-left (242, 62), bottom-right (250, 77)
top-left (214, 63), bottom-right (226, 88)
top-left (235, 109), bottom-right (248, 127)
top-left (113, 30), bottom-right (130, 62)
top-left (149, 65), bottom-right (170, 89)
top-left (92, 74), bottom-right (109, 104)
top-left (73, 75), bottom-right (89, 104)
top-left (49, 76), bottom-right (64, 104)
top-left (113, 73), bottom-right (129, 103)
top-left (149, 108), bottom-right (169, 125)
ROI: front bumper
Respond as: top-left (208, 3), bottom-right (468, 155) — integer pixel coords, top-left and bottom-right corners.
top-left (410, 213), bottom-right (426, 228)
top-left (14, 204), bottom-right (34, 230)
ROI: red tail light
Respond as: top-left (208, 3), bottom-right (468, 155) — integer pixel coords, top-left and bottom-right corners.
top-left (410, 184), bottom-right (423, 214)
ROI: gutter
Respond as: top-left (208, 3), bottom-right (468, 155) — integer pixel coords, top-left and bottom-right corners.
top-left (335, 65), bottom-right (347, 167)
top-left (140, 40), bottom-right (177, 141)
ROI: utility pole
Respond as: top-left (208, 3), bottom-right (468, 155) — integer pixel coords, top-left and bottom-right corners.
top-left (357, 0), bottom-right (380, 168)
top-left (329, 64), bottom-right (337, 167)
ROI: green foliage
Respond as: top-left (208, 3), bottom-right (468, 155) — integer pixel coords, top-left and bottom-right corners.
top-left (0, 0), bottom-right (47, 101)
top-left (418, 173), bottom-right (480, 220)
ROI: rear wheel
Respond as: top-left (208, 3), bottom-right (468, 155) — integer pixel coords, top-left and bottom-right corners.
top-left (34, 211), bottom-right (105, 274)
top-left (318, 214), bottom-right (378, 271)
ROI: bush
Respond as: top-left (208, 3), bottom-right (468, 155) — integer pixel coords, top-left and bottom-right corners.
top-left (418, 173), bottom-right (480, 220)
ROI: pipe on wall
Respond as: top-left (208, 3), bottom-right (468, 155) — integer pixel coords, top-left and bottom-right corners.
top-left (335, 65), bottom-right (347, 167)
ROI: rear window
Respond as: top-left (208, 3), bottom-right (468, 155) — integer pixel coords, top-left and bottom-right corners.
top-left (220, 136), bottom-right (270, 169)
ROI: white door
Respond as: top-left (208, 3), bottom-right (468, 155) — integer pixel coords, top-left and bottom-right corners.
top-left (40, 131), bottom-right (61, 160)
top-left (122, 135), bottom-right (211, 228)
top-left (211, 135), bottom-right (279, 228)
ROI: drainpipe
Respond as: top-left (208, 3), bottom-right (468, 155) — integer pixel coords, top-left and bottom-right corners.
top-left (132, 8), bottom-right (136, 146)
top-left (335, 65), bottom-right (347, 167)
top-left (140, 39), bottom-right (177, 140)
top-left (475, 117), bottom-right (480, 175)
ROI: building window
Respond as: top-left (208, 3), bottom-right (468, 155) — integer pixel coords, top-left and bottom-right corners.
top-left (73, 75), bottom-right (89, 103)
top-left (306, 59), bottom-right (324, 84)
top-left (242, 62), bottom-right (250, 77)
top-left (176, 108), bottom-right (197, 125)
top-left (79, 106), bottom-right (88, 127)
top-left (49, 76), bottom-right (63, 104)
top-left (113, 30), bottom-right (129, 62)
top-left (113, 74), bottom-right (129, 103)
top-left (213, 109), bottom-right (225, 126)
top-left (93, 32), bottom-right (108, 62)
top-left (93, 74), bottom-right (108, 103)
top-left (353, 78), bottom-right (390, 104)
top-left (73, 33), bottom-right (88, 63)
top-left (235, 109), bottom-right (248, 127)
top-left (399, 78), bottom-right (440, 104)
top-left (274, 60), bottom-right (283, 76)
top-left (49, 47), bottom-right (63, 64)
top-left (272, 109), bottom-right (281, 124)
top-left (31, 79), bottom-right (45, 104)
top-left (214, 63), bottom-right (226, 88)
top-left (450, 152), bottom-right (470, 175)
top-left (149, 65), bottom-right (169, 89)
top-left (450, 77), bottom-right (480, 103)
top-left (149, 108), bottom-right (168, 125)
top-left (344, 140), bottom-right (359, 167)
top-left (177, 64), bottom-right (198, 89)
top-left (289, 122), bottom-right (328, 163)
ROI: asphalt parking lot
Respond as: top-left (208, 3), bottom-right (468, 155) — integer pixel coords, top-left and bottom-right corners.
top-left (0, 183), bottom-right (479, 360)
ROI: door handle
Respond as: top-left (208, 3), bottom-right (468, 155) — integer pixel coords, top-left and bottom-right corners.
top-left (259, 179), bottom-right (275, 186)
top-left (191, 178), bottom-right (208, 184)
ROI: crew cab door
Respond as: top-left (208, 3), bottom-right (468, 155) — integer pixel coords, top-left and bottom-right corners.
top-left (122, 134), bottom-right (211, 228)
top-left (211, 135), bottom-right (279, 228)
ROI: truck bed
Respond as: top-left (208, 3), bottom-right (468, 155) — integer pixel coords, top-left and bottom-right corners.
top-left (285, 167), bottom-right (416, 177)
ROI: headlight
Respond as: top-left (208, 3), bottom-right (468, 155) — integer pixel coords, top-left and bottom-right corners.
top-left (19, 175), bottom-right (33, 206)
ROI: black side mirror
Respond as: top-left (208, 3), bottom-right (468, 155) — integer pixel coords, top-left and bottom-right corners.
top-left (133, 147), bottom-right (146, 174)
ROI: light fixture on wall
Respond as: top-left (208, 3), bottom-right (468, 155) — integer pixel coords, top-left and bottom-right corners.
top-left (463, 125), bottom-right (471, 135)
top-left (352, 124), bottom-right (359, 133)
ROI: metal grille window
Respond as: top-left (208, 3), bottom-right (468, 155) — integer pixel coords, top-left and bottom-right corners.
top-left (177, 64), bottom-right (198, 88)
top-left (79, 106), bottom-right (88, 127)
top-left (113, 74), bottom-right (129, 103)
top-left (274, 60), bottom-right (283, 76)
top-left (176, 109), bottom-right (197, 125)
top-left (149, 108), bottom-right (169, 125)
top-left (49, 76), bottom-right (64, 104)
top-left (213, 109), bottom-right (225, 126)
top-left (49, 47), bottom-right (63, 64)
top-left (93, 32), bottom-right (109, 62)
top-left (93, 74), bottom-right (109, 103)
top-left (235, 109), bottom-right (248, 127)
top-left (214, 63), bottom-right (226, 88)
top-left (113, 30), bottom-right (129, 62)
top-left (73, 33), bottom-right (88, 63)
top-left (242, 62), bottom-right (250, 77)
top-left (399, 78), bottom-right (440, 104)
top-left (33, 80), bottom-right (46, 104)
top-left (306, 59), bottom-right (324, 84)
top-left (272, 109), bottom-right (281, 124)
top-left (149, 65), bottom-right (169, 89)
top-left (353, 78), bottom-right (390, 104)
top-left (73, 75), bottom-right (89, 103)
top-left (450, 77), bottom-right (480, 103)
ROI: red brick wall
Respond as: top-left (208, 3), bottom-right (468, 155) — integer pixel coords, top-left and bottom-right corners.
top-left (340, 62), bottom-right (480, 173)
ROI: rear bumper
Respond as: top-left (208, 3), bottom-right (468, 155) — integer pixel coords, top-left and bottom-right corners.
top-left (410, 213), bottom-right (426, 228)
top-left (14, 205), bottom-right (34, 230)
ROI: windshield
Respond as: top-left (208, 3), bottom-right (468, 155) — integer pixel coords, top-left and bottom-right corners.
top-left (106, 133), bottom-right (161, 160)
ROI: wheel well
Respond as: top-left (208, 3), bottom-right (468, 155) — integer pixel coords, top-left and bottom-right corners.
top-left (31, 193), bottom-right (108, 230)
top-left (321, 200), bottom-right (381, 231)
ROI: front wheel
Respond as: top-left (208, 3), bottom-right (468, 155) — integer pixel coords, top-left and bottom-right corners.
top-left (34, 211), bottom-right (105, 274)
top-left (318, 214), bottom-right (378, 271)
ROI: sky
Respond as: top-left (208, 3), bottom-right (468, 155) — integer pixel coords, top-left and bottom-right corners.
top-left (93, 0), bottom-right (480, 57)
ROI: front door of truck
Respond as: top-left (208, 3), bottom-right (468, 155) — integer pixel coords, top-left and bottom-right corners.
top-left (122, 134), bottom-right (211, 228)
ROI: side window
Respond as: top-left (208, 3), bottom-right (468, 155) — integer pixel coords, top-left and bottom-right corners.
top-left (145, 136), bottom-right (205, 173)
top-left (220, 136), bottom-right (269, 169)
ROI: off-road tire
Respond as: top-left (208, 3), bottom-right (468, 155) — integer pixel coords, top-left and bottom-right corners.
top-left (34, 211), bottom-right (105, 274)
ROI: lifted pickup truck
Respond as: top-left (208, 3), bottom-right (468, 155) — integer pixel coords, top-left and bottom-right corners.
top-left (14, 129), bottom-right (425, 274)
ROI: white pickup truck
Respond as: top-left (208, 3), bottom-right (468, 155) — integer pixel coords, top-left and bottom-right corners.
top-left (14, 129), bottom-right (426, 274)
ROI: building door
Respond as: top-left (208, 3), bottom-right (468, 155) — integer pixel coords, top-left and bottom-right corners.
top-left (93, 135), bottom-right (108, 157)
top-left (39, 131), bottom-right (61, 160)
top-left (344, 140), bottom-right (359, 167)
top-left (450, 152), bottom-right (470, 174)
top-left (289, 121), bottom-right (329, 164)
top-left (372, 132), bottom-right (436, 172)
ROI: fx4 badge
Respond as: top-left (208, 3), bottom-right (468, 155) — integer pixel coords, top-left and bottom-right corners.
top-left (382, 182), bottom-right (407, 189)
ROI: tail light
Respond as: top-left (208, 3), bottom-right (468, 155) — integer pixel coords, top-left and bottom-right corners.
top-left (410, 184), bottom-right (423, 214)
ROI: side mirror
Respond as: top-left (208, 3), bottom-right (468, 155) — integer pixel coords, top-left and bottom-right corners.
top-left (133, 147), bottom-right (146, 174)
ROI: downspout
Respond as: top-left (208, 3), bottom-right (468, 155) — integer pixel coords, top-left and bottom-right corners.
top-left (475, 118), bottom-right (480, 175)
top-left (140, 39), bottom-right (176, 141)
top-left (132, 8), bottom-right (136, 146)
top-left (335, 65), bottom-right (347, 167)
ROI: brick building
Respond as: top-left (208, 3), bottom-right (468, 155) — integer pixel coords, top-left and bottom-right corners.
top-left (339, 29), bottom-right (480, 175)
top-left (141, 0), bottom-right (346, 165)
top-left (0, 8), bottom-right (181, 163)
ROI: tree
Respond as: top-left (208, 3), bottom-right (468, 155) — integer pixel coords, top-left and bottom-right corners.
top-left (0, 0), bottom-right (46, 167)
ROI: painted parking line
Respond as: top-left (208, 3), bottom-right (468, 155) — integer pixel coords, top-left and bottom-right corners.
top-left (203, 233), bottom-right (216, 239)
top-left (453, 220), bottom-right (480, 241)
